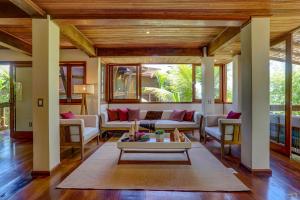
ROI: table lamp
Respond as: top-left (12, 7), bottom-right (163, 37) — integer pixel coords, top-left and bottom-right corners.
top-left (73, 84), bottom-right (94, 115)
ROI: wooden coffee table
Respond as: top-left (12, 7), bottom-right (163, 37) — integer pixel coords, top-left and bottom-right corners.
top-left (116, 133), bottom-right (192, 165)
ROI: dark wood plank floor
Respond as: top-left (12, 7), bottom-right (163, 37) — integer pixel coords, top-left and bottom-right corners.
top-left (1, 131), bottom-right (300, 200)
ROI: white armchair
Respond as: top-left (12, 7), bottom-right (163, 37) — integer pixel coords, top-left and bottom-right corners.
top-left (60, 115), bottom-right (100, 159)
top-left (203, 115), bottom-right (241, 159)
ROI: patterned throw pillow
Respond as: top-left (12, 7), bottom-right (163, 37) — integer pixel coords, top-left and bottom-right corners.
top-left (128, 109), bottom-right (140, 121)
top-left (169, 110), bottom-right (186, 121)
top-left (145, 111), bottom-right (163, 120)
top-left (183, 110), bottom-right (195, 121)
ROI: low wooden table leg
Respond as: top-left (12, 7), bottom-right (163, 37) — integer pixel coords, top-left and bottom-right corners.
top-left (118, 150), bottom-right (123, 164)
top-left (186, 149), bottom-right (191, 165)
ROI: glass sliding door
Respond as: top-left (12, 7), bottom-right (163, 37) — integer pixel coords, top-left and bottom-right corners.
top-left (269, 39), bottom-right (291, 156)
top-left (292, 30), bottom-right (300, 157)
top-left (0, 63), bottom-right (10, 133)
top-left (10, 62), bottom-right (33, 139)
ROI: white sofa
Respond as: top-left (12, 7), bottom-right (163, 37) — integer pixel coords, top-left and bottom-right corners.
top-left (60, 115), bottom-right (100, 159)
top-left (100, 110), bottom-right (201, 136)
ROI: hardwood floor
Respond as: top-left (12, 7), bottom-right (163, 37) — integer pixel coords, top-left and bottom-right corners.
top-left (1, 131), bottom-right (300, 200)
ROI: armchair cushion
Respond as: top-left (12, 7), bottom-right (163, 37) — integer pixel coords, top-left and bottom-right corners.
top-left (226, 111), bottom-right (241, 119)
top-left (205, 127), bottom-right (233, 141)
top-left (74, 115), bottom-right (99, 128)
top-left (205, 115), bottom-right (226, 127)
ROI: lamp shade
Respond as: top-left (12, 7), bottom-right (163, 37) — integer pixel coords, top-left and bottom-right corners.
top-left (73, 84), bottom-right (94, 94)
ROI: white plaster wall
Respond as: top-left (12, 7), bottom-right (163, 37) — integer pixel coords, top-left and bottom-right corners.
top-left (0, 49), bottom-right (32, 61)
top-left (59, 49), bottom-right (100, 115)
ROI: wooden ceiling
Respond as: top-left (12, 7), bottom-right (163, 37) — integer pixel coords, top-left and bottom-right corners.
top-left (1, 0), bottom-right (300, 63)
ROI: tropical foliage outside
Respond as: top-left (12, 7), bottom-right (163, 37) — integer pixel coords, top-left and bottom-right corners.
top-left (0, 65), bottom-right (10, 130)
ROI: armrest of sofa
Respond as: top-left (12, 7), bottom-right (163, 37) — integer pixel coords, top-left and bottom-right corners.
top-left (204, 115), bottom-right (226, 127)
top-left (194, 112), bottom-right (201, 124)
top-left (218, 118), bottom-right (241, 137)
top-left (100, 112), bottom-right (108, 126)
top-left (74, 115), bottom-right (98, 128)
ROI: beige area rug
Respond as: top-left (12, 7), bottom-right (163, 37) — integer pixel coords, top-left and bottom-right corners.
top-left (57, 140), bottom-right (250, 192)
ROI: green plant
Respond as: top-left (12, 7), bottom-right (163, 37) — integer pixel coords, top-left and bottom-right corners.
top-left (155, 130), bottom-right (165, 135)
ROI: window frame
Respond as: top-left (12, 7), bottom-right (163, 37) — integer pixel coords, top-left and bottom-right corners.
top-left (107, 64), bottom-right (141, 103)
top-left (214, 64), bottom-right (224, 104)
top-left (107, 63), bottom-right (224, 104)
top-left (59, 61), bottom-right (86, 105)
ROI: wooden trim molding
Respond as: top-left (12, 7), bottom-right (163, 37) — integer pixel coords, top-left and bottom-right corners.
top-left (239, 163), bottom-right (272, 176)
top-left (97, 48), bottom-right (202, 57)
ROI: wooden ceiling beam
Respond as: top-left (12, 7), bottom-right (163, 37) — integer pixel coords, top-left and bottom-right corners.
top-left (207, 27), bottom-right (240, 56)
top-left (57, 23), bottom-right (96, 57)
top-left (55, 19), bottom-right (244, 27)
top-left (97, 48), bottom-right (202, 57)
top-left (0, 18), bottom-right (32, 26)
top-left (0, 29), bottom-right (31, 55)
top-left (9, 0), bottom-right (46, 17)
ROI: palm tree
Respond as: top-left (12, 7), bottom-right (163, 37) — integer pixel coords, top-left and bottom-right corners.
top-left (142, 64), bottom-right (193, 102)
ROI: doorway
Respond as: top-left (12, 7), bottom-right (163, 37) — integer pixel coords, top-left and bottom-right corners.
top-left (0, 63), bottom-right (10, 138)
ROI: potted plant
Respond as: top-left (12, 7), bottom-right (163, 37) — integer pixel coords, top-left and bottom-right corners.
top-left (155, 129), bottom-right (165, 141)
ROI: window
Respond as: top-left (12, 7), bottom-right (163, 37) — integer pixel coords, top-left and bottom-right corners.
top-left (194, 65), bottom-right (202, 101)
top-left (59, 62), bottom-right (86, 104)
top-left (214, 65), bottom-right (223, 102)
top-left (108, 64), bottom-right (140, 103)
top-left (141, 64), bottom-right (193, 102)
top-left (107, 63), bottom-right (223, 103)
top-left (225, 62), bottom-right (233, 103)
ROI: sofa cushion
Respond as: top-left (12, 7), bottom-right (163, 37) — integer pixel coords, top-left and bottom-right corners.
top-left (118, 108), bottom-right (128, 121)
top-left (102, 121), bottom-right (134, 128)
top-left (155, 120), bottom-right (198, 129)
top-left (169, 110), bottom-right (186, 121)
top-left (69, 127), bottom-right (98, 142)
top-left (145, 111), bottom-right (163, 120)
top-left (107, 109), bottom-right (119, 121)
top-left (183, 110), bottom-right (195, 121)
top-left (128, 109), bottom-right (140, 121)
top-left (205, 127), bottom-right (233, 141)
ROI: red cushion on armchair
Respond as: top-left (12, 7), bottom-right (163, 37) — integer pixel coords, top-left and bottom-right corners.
top-left (226, 111), bottom-right (241, 119)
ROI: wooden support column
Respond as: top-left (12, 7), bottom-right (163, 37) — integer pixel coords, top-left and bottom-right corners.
top-left (240, 17), bottom-right (271, 173)
top-left (32, 18), bottom-right (60, 176)
top-left (201, 48), bottom-right (215, 115)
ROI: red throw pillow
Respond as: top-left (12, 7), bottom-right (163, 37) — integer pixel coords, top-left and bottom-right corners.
top-left (170, 110), bottom-right (186, 121)
top-left (118, 108), bottom-right (128, 121)
top-left (60, 111), bottom-right (75, 119)
top-left (183, 110), bottom-right (195, 121)
top-left (227, 111), bottom-right (241, 119)
top-left (128, 109), bottom-right (140, 121)
top-left (107, 109), bottom-right (119, 121)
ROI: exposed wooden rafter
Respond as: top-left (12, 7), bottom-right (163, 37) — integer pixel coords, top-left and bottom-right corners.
top-left (0, 29), bottom-right (32, 55)
top-left (97, 48), bottom-right (202, 57)
top-left (57, 23), bottom-right (96, 57)
top-left (207, 27), bottom-right (240, 56)
top-left (9, 0), bottom-right (46, 17)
